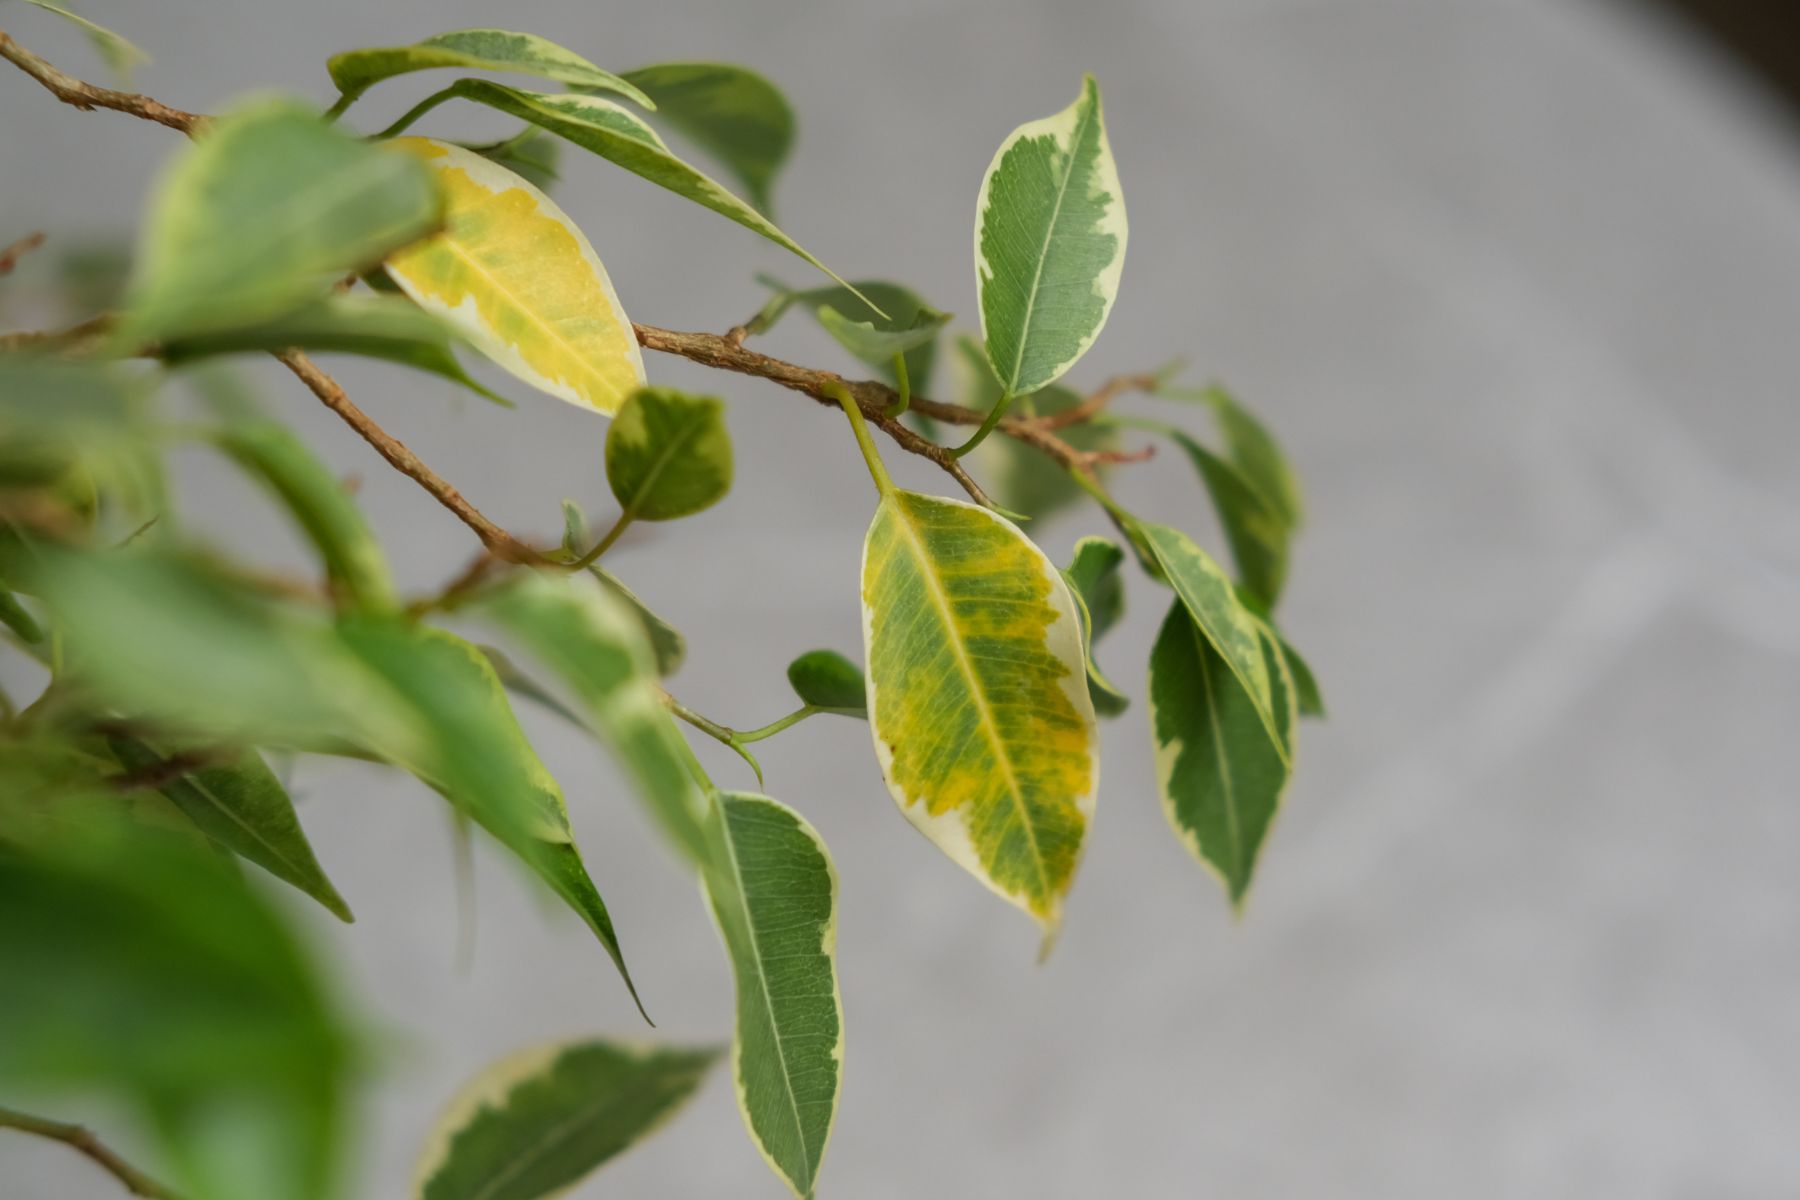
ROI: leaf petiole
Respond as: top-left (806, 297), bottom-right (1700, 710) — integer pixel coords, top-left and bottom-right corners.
top-left (949, 390), bottom-right (1011, 457)
top-left (826, 381), bottom-right (893, 498)
top-left (883, 352), bottom-right (910, 418)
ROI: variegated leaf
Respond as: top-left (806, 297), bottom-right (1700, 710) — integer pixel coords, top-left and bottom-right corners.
top-left (620, 61), bottom-right (795, 215)
top-left (414, 1039), bottom-right (718, 1200)
top-left (1134, 520), bottom-right (1287, 762)
top-left (975, 75), bottom-right (1127, 397)
top-left (861, 490), bottom-right (1098, 934)
top-left (383, 138), bottom-right (646, 415)
top-left (327, 28), bottom-right (652, 109)
top-left (1149, 603), bottom-right (1297, 907)
top-left (701, 791), bottom-right (843, 1199)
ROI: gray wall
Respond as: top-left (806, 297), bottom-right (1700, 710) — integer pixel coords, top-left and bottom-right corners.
top-left (4, 0), bottom-right (1799, 1195)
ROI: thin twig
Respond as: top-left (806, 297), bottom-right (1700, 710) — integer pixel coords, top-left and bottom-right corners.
top-left (1033, 372), bottom-right (1159, 431)
top-left (275, 351), bottom-right (546, 563)
top-left (0, 1106), bottom-right (184, 1199)
top-left (0, 230), bottom-right (46, 276)
top-left (0, 30), bottom-right (201, 134)
top-left (1, 34), bottom-right (1151, 532)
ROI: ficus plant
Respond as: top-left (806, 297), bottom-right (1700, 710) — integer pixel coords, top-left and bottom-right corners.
top-left (0, 10), bottom-right (1324, 1200)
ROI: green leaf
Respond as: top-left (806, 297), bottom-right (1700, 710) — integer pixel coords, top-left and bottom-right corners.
top-left (478, 572), bottom-right (712, 865)
top-left (383, 139), bottom-right (644, 415)
top-left (0, 587), bottom-right (43, 644)
top-left (1148, 601), bottom-right (1295, 908)
top-left (561, 500), bottom-right (687, 675)
top-left (388, 81), bottom-right (871, 305)
top-left (13, 544), bottom-right (409, 751)
top-left (166, 293), bottom-right (509, 407)
top-left (327, 28), bottom-right (652, 108)
top-left (0, 737), bottom-right (208, 857)
top-left (337, 621), bottom-right (643, 1019)
top-left (786, 650), bottom-right (866, 717)
top-left (1163, 385), bottom-right (1305, 529)
top-left (0, 838), bottom-right (355, 1200)
top-left (1278, 633), bottom-right (1325, 718)
top-left (861, 490), bottom-right (1097, 934)
top-left (759, 277), bottom-right (944, 391)
top-left (209, 417), bottom-right (398, 612)
top-left (1062, 537), bottom-right (1128, 717)
top-left (479, 645), bottom-right (591, 732)
top-left (1162, 427), bottom-right (1290, 611)
top-left (462, 128), bottom-right (562, 191)
top-left (14, 0), bottom-right (148, 81)
top-left (105, 737), bottom-right (353, 923)
top-left (606, 387), bottom-right (733, 521)
top-left (701, 791), bottom-right (842, 1200)
top-left (620, 62), bottom-right (794, 215)
top-left (1133, 521), bottom-right (1288, 762)
top-left (414, 1039), bottom-right (718, 1200)
top-left (0, 358), bottom-right (164, 525)
top-left (976, 75), bottom-right (1127, 397)
top-left (118, 98), bottom-right (443, 346)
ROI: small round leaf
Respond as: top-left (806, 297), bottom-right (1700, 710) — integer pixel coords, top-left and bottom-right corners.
top-left (605, 387), bottom-right (733, 521)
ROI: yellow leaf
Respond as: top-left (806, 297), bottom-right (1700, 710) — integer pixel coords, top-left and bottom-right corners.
top-left (860, 490), bottom-right (1098, 938)
top-left (383, 138), bottom-right (645, 415)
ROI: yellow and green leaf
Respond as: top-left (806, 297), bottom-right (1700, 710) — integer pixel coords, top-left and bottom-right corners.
top-left (383, 138), bottom-right (645, 415)
top-left (861, 490), bottom-right (1098, 934)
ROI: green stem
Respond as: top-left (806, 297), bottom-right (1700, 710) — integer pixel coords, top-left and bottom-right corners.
top-left (567, 511), bottom-right (632, 570)
top-left (733, 705), bottom-right (818, 744)
top-left (0, 1106), bottom-right (184, 1199)
top-left (663, 693), bottom-right (765, 787)
top-left (826, 381), bottom-right (893, 498)
top-left (950, 390), bottom-right (1012, 458)
top-left (321, 91), bottom-right (357, 123)
top-left (373, 86), bottom-right (457, 140)
top-left (884, 353), bottom-right (911, 418)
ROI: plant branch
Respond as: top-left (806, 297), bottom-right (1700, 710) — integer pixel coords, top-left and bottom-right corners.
top-left (0, 1106), bottom-right (184, 1199)
top-left (0, 230), bottom-right (46, 276)
top-left (0, 30), bottom-right (201, 134)
top-left (274, 351), bottom-right (546, 564)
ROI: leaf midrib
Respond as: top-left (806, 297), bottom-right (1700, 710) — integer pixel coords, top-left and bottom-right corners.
top-left (619, 410), bottom-right (709, 518)
top-left (885, 499), bottom-right (1052, 907)
top-left (1000, 94), bottom-right (1099, 395)
top-left (430, 231), bottom-right (620, 402)
top-left (714, 801), bottom-right (817, 1194)
top-left (1190, 620), bottom-right (1244, 889)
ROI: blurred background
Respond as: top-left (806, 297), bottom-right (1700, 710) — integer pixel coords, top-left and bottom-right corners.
top-left (4, 0), bottom-right (1798, 1195)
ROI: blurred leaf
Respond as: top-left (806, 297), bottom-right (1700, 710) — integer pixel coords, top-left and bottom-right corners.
top-left (12, 543), bottom-right (405, 751)
top-left (1277, 633), bottom-right (1325, 718)
top-left (0, 737), bottom-right (205, 856)
top-left (118, 98), bottom-right (443, 345)
top-left (861, 490), bottom-right (1096, 936)
top-left (414, 1040), bottom-right (718, 1200)
top-left (336, 621), bottom-right (643, 1019)
top-left (0, 586), bottom-right (43, 644)
top-left (701, 791), bottom-right (842, 1200)
top-left (478, 572), bottom-right (711, 865)
top-left (0, 839), bottom-right (355, 1200)
top-left (1061, 537), bottom-right (1128, 717)
top-left (1165, 384), bottom-right (1305, 529)
top-left (977, 75), bottom-right (1126, 396)
top-left (785, 649), bottom-right (866, 716)
top-left (957, 335), bottom-right (1108, 521)
top-left (326, 28), bottom-right (652, 108)
top-left (1147, 602), bottom-right (1294, 908)
top-left (13, 0), bottom-right (147, 81)
top-left (387, 81), bottom-right (870, 305)
top-left (606, 387), bottom-right (733, 522)
top-left (1160, 426), bottom-right (1289, 611)
top-left (0, 358), bottom-right (165, 526)
top-left (383, 139), bottom-right (644, 415)
top-left (462, 127), bottom-right (562, 191)
top-left (760, 277), bottom-right (943, 392)
top-left (1132, 521), bottom-right (1287, 762)
top-left (620, 62), bottom-right (794, 215)
top-left (209, 417), bottom-right (398, 613)
top-left (561, 501), bottom-right (687, 675)
top-left (105, 737), bottom-right (353, 922)
top-left (480, 644), bottom-right (590, 732)
top-left (166, 293), bottom-right (509, 407)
